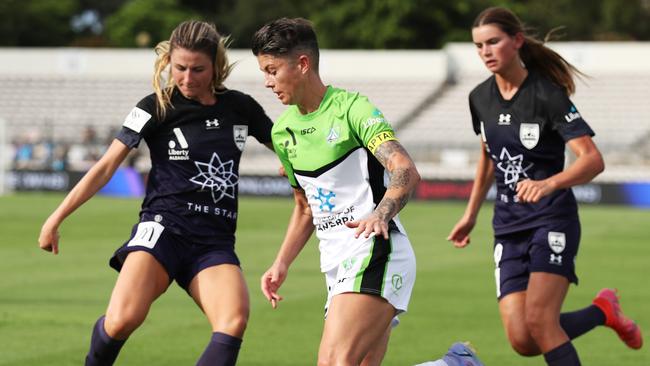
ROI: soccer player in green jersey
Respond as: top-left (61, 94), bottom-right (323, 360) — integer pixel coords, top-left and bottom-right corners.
top-left (252, 18), bottom-right (421, 365)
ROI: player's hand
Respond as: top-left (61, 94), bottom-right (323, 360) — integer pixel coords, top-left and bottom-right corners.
top-left (516, 179), bottom-right (555, 203)
top-left (260, 261), bottom-right (288, 309)
top-left (447, 216), bottom-right (476, 248)
top-left (346, 213), bottom-right (388, 240)
top-left (38, 218), bottom-right (60, 255)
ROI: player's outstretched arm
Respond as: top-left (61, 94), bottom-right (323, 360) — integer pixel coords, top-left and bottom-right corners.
top-left (38, 139), bottom-right (131, 254)
top-left (448, 140), bottom-right (494, 248)
top-left (347, 140), bottom-right (420, 239)
top-left (261, 188), bottom-right (314, 308)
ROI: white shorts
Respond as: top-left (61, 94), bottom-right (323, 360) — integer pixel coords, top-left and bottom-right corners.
top-left (323, 231), bottom-right (416, 317)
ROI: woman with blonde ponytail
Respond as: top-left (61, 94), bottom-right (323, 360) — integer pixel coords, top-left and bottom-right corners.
top-left (38, 20), bottom-right (274, 365)
top-left (447, 6), bottom-right (642, 366)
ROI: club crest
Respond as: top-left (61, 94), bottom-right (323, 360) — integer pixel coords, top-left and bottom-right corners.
top-left (233, 125), bottom-right (248, 151)
top-left (548, 231), bottom-right (566, 254)
top-left (519, 123), bottom-right (539, 150)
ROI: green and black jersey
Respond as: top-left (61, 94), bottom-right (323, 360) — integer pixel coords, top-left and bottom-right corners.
top-left (272, 86), bottom-right (406, 271)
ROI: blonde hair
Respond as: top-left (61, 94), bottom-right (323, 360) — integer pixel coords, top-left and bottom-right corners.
top-left (473, 7), bottom-right (585, 95)
top-left (153, 20), bottom-right (234, 118)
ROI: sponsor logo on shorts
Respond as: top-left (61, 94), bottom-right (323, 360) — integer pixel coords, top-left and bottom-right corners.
top-left (550, 254), bottom-right (563, 265)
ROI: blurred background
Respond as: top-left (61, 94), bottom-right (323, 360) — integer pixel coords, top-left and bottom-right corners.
top-left (1, 1), bottom-right (649, 365)
top-left (1, 0), bottom-right (650, 204)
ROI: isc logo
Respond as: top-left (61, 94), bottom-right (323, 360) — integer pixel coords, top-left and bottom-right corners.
top-left (301, 127), bottom-right (316, 135)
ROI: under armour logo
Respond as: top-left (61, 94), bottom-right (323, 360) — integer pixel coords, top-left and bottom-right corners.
top-left (550, 254), bottom-right (563, 265)
top-left (205, 119), bottom-right (220, 129)
top-left (498, 113), bottom-right (511, 125)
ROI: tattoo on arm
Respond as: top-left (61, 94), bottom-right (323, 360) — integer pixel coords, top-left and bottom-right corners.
top-left (372, 141), bottom-right (416, 221)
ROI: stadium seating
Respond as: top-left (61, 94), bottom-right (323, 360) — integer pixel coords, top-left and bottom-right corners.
top-left (1, 45), bottom-right (649, 181)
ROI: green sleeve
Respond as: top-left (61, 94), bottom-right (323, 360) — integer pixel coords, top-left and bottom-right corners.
top-left (271, 127), bottom-right (299, 188)
top-left (347, 95), bottom-right (397, 154)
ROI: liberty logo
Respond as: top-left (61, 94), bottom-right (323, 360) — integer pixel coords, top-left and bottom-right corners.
top-left (205, 118), bottom-right (220, 129)
top-left (496, 147), bottom-right (534, 191)
top-left (391, 274), bottom-right (403, 295)
top-left (564, 105), bottom-right (582, 123)
top-left (313, 188), bottom-right (336, 212)
top-left (168, 128), bottom-right (190, 160)
top-left (498, 113), bottom-right (511, 125)
top-left (189, 152), bottom-right (238, 203)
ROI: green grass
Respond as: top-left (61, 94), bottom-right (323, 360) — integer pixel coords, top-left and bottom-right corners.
top-left (1, 193), bottom-right (648, 365)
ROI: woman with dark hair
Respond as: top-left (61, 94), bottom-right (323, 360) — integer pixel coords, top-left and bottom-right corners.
top-left (448, 6), bottom-right (642, 366)
top-left (39, 20), bottom-right (273, 366)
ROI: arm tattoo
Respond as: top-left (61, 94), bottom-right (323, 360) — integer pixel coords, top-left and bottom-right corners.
top-left (372, 141), bottom-right (416, 221)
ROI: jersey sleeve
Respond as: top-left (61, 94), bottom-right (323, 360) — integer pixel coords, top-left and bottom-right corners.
top-left (244, 94), bottom-right (273, 144)
top-left (271, 126), bottom-right (299, 188)
top-left (347, 95), bottom-right (397, 155)
top-left (547, 90), bottom-right (594, 141)
top-left (115, 96), bottom-right (157, 149)
top-left (469, 94), bottom-right (481, 135)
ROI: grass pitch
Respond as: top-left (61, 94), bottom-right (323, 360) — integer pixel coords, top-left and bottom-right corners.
top-left (0, 193), bottom-right (648, 365)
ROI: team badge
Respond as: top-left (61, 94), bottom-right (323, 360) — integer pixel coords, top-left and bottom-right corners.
top-left (548, 231), bottom-right (566, 254)
top-left (233, 125), bottom-right (248, 151)
top-left (519, 123), bottom-right (539, 150)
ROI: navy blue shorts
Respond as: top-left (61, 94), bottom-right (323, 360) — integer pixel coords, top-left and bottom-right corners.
top-left (493, 219), bottom-right (580, 300)
top-left (109, 221), bottom-right (240, 292)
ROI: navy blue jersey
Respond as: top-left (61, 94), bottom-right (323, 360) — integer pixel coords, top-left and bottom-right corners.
top-left (116, 88), bottom-right (273, 245)
top-left (469, 71), bottom-right (594, 235)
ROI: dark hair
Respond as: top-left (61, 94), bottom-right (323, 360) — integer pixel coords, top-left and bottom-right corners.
top-left (473, 7), bottom-right (583, 95)
top-left (251, 17), bottom-right (320, 71)
top-left (153, 20), bottom-right (233, 117)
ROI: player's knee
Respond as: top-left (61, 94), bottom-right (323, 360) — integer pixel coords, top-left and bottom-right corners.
top-left (104, 309), bottom-right (145, 339)
top-left (524, 308), bottom-right (553, 338)
top-left (508, 338), bottom-right (539, 357)
top-left (505, 328), bottom-right (540, 356)
top-left (318, 347), bottom-right (361, 366)
top-left (215, 313), bottom-right (248, 337)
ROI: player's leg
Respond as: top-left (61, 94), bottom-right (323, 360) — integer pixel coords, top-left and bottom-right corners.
top-left (318, 292), bottom-right (396, 366)
top-left (359, 323), bottom-right (391, 366)
top-left (86, 250), bottom-right (170, 366)
top-left (189, 262), bottom-right (249, 366)
top-left (526, 272), bottom-right (581, 366)
top-left (494, 232), bottom-right (542, 356)
top-left (498, 291), bottom-right (541, 356)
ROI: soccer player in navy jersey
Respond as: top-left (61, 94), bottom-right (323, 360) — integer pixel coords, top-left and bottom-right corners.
top-left (447, 7), bottom-right (642, 366)
top-left (38, 21), bottom-right (273, 366)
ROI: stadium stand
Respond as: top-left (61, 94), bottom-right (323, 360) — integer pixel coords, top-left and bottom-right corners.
top-left (1, 45), bottom-right (648, 182)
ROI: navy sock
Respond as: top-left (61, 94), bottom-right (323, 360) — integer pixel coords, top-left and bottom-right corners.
top-left (196, 332), bottom-right (243, 366)
top-left (560, 305), bottom-right (606, 340)
top-left (543, 341), bottom-right (581, 366)
top-left (85, 316), bottom-right (126, 366)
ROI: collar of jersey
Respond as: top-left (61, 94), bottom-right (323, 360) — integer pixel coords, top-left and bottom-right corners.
top-left (291, 85), bottom-right (336, 121)
top-left (494, 70), bottom-right (534, 107)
